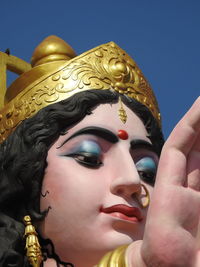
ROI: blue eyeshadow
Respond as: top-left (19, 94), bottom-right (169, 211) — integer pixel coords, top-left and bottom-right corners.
top-left (72, 140), bottom-right (101, 155)
top-left (136, 157), bottom-right (157, 172)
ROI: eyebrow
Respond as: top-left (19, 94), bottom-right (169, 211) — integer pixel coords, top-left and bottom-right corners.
top-left (58, 126), bottom-right (119, 148)
top-left (130, 139), bottom-right (157, 154)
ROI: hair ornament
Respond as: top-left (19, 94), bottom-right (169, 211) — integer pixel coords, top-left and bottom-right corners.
top-left (118, 96), bottom-right (127, 123)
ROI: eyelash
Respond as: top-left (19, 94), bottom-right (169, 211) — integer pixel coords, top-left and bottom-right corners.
top-left (137, 170), bottom-right (156, 185)
top-left (67, 152), bottom-right (102, 168)
top-left (64, 138), bottom-right (157, 181)
top-left (71, 154), bottom-right (157, 185)
top-left (135, 157), bottom-right (157, 185)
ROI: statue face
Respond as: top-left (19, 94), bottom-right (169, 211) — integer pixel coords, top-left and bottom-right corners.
top-left (39, 102), bottom-right (158, 265)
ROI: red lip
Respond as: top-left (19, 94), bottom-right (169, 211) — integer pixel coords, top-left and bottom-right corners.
top-left (100, 204), bottom-right (143, 222)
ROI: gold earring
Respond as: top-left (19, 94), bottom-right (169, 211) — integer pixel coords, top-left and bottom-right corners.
top-left (137, 184), bottom-right (150, 208)
top-left (23, 215), bottom-right (42, 267)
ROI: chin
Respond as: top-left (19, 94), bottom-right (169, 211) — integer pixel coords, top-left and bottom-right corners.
top-left (95, 228), bottom-right (142, 254)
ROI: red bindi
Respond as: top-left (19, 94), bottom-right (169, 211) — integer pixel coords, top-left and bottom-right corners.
top-left (118, 130), bottom-right (128, 140)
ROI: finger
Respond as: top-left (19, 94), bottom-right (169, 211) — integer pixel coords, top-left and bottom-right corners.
top-left (196, 217), bottom-right (200, 253)
top-left (156, 97), bottom-right (200, 186)
top-left (187, 150), bottom-right (200, 190)
top-left (195, 252), bottom-right (200, 267)
top-left (156, 147), bottom-right (187, 185)
top-left (164, 97), bottom-right (200, 155)
top-left (192, 131), bottom-right (200, 152)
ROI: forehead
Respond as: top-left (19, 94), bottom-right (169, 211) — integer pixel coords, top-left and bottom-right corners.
top-left (66, 102), bottom-right (149, 141)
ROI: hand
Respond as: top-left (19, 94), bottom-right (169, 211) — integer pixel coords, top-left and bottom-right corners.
top-left (141, 97), bottom-right (200, 267)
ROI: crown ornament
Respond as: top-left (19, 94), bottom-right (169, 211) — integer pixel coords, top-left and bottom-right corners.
top-left (0, 35), bottom-right (161, 143)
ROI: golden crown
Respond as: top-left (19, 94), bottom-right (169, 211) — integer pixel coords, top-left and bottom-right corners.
top-left (0, 35), bottom-right (161, 143)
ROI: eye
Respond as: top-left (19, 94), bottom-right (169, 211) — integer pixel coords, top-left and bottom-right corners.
top-left (65, 140), bottom-right (102, 168)
top-left (135, 157), bottom-right (157, 185)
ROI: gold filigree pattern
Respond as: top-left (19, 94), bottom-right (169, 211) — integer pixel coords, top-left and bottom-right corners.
top-left (0, 39), bottom-right (161, 143)
top-left (118, 97), bottom-right (127, 123)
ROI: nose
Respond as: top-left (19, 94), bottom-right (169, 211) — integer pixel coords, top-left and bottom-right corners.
top-left (110, 149), bottom-right (141, 199)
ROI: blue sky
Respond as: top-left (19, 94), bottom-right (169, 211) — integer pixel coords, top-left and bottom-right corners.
top-left (1, 0), bottom-right (199, 138)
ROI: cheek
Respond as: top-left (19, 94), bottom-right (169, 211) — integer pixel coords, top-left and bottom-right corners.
top-left (40, 157), bottom-right (110, 213)
top-left (40, 165), bottom-right (68, 208)
top-left (145, 183), bottom-right (153, 197)
top-left (39, 161), bottom-right (111, 241)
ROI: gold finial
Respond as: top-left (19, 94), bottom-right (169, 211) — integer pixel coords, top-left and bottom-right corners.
top-left (24, 215), bottom-right (42, 267)
top-left (31, 35), bottom-right (77, 67)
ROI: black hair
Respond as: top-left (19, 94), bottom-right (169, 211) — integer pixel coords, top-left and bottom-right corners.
top-left (0, 89), bottom-right (164, 267)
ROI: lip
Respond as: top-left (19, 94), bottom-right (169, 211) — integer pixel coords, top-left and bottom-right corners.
top-left (100, 204), bottom-right (143, 222)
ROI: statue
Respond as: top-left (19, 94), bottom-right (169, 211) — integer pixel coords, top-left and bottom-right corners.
top-left (0, 36), bottom-right (199, 267)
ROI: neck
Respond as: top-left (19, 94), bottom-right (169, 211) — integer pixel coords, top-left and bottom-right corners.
top-left (43, 251), bottom-right (106, 267)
